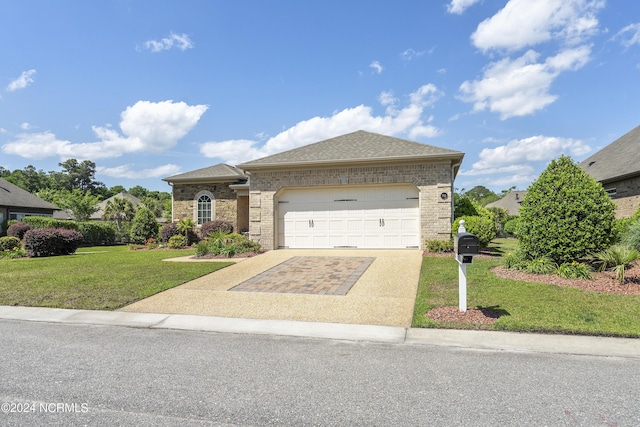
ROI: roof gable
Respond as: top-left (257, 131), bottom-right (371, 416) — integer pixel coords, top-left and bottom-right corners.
top-left (237, 130), bottom-right (464, 169)
top-left (579, 125), bottom-right (640, 183)
top-left (485, 191), bottom-right (527, 216)
top-left (163, 164), bottom-right (247, 183)
top-left (91, 192), bottom-right (141, 220)
top-left (0, 178), bottom-right (59, 210)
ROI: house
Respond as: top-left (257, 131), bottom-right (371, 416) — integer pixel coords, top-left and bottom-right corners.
top-left (579, 125), bottom-right (640, 218)
top-left (485, 191), bottom-right (527, 216)
top-left (91, 192), bottom-right (141, 221)
top-left (165, 130), bottom-right (464, 250)
top-left (0, 178), bottom-right (60, 231)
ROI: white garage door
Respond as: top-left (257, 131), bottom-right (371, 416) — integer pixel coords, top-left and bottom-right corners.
top-left (277, 186), bottom-right (420, 249)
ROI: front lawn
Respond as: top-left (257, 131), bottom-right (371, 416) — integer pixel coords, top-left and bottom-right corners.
top-left (413, 239), bottom-right (640, 337)
top-left (0, 246), bottom-right (232, 310)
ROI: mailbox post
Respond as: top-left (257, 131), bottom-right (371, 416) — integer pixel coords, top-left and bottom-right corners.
top-left (454, 220), bottom-right (479, 313)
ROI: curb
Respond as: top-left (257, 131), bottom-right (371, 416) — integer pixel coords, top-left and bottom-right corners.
top-left (0, 306), bottom-right (638, 359)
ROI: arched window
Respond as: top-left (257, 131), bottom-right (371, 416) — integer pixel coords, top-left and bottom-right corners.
top-left (197, 194), bottom-right (212, 224)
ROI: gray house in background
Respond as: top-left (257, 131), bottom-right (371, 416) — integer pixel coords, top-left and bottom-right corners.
top-left (485, 191), bottom-right (527, 216)
top-left (579, 125), bottom-right (640, 218)
top-left (0, 178), bottom-right (60, 231)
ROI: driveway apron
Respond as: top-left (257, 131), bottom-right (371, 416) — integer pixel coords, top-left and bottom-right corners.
top-left (119, 249), bottom-right (422, 327)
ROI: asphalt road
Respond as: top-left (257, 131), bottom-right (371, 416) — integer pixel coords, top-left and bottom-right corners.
top-left (0, 320), bottom-right (638, 426)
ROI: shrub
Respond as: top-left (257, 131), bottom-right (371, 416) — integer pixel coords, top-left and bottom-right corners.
top-left (22, 216), bottom-right (79, 230)
top-left (200, 220), bottom-right (234, 238)
top-left (622, 219), bottom-right (640, 251)
top-left (129, 207), bottom-right (159, 244)
top-left (77, 222), bottom-right (117, 245)
top-left (557, 261), bottom-right (593, 280)
top-left (523, 256), bottom-right (557, 275)
top-left (23, 228), bottom-right (83, 257)
top-left (503, 250), bottom-right (527, 270)
top-left (7, 222), bottom-right (31, 240)
top-left (503, 217), bottom-right (521, 238)
top-left (0, 236), bottom-right (22, 252)
top-left (518, 156), bottom-right (616, 264)
top-left (197, 232), bottom-right (261, 258)
top-left (452, 216), bottom-right (497, 247)
top-left (454, 195), bottom-right (478, 219)
top-left (160, 222), bottom-right (181, 243)
top-left (425, 239), bottom-right (453, 253)
top-left (487, 207), bottom-right (510, 237)
top-left (168, 234), bottom-right (187, 249)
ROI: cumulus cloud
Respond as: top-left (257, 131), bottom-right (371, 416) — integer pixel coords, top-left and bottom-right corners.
top-left (615, 23), bottom-right (640, 47)
top-left (400, 48), bottom-right (426, 61)
top-left (7, 69), bottom-right (36, 92)
top-left (459, 134), bottom-right (591, 188)
top-left (97, 163), bottom-right (181, 179)
top-left (471, 0), bottom-right (604, 52)
top-left (447, 0), bottom-right (481, 15)
top-left (1, 100), bottom-right (207, 160)
top-left (459, 46), bottom-right (591, 119)
top-left (200, 84), bottom-right (443, 164)
top-left (142, 33), bottom-right (194, 52)
top-left (370, 60), bottom-right (383, 74)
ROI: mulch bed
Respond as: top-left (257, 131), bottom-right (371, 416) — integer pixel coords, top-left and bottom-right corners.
top-left (192, 251), bottom-right (265, 260)
top-left (423, 251), bottom-right (640, 325)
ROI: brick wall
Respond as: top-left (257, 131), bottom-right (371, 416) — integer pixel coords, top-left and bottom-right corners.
top-left (172, 183), bottom-right (239, 229)
top-left (607, 175), bottom-right (640, 218)
top-left (247, 161), bottom-right (454, 250)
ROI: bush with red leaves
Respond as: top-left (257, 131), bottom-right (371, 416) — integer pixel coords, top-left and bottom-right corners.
top-left (7, 222), bottom-right (31, 240)
top-left (23, 228), bottom-right (83, 257)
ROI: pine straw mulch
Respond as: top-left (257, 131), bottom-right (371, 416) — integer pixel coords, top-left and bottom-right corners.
top-left (423, 250), bottom-right (640, 325)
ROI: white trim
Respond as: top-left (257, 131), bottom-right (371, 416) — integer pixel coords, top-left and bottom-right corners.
top-left (194, 190), bottom-right (215, 224)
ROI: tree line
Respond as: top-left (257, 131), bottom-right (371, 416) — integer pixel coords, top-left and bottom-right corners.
top-left (0, 160), bottom-right (171, 221)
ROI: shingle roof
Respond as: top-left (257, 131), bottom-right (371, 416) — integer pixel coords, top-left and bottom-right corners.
top-left (0, 178), bottom-right (59, 210)
top-left (237, 130), bottom-right (464, 169)
top-left (163, 164), bottom-right (247, 183)
top-left (579, 125), bottom-right (640, 183)
top-left (485, 191), bottom-right (527, 216)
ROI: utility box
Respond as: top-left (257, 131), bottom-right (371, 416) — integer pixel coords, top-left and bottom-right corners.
top-left (454, 232), bottom-right (480, 256)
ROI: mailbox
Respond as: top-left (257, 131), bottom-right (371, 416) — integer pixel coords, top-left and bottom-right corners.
top-left (454, 232), bottom-right (479, 256)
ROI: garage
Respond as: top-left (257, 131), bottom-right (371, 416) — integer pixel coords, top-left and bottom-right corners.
top-left (277, 185), bottom-right (420, 249)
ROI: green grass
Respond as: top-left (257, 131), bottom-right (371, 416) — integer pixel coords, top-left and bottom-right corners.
top-left (413, 238), bottom-right (640, 337)
top-left (0, 246), bottom-right (232, 310)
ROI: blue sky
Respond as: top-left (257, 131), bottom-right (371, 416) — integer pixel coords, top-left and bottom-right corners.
top-left (1, 0), bottom-right (639, 193)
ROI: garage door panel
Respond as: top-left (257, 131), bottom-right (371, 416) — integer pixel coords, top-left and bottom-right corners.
top-left (278, 186), bottom-right (419, 249)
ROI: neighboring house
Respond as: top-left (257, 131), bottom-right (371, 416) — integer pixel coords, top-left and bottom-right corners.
top-left (579, 125), bottom-right (640, 218)
top-left (166, 130), bottom-right (464, 250)
top-left (91, 192), bottom-right (141, 221)
top-left (485, 191), bottom-right (527, 216)
top-left (0, 178), bottom-right (60, 230)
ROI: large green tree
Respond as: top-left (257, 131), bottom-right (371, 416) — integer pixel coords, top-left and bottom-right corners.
top-left (102, 197), bottom-right (137, 231)
top-left (518, 155), bottom-right (616, 263)
top-left (51, 159), bottom-right (105, 194)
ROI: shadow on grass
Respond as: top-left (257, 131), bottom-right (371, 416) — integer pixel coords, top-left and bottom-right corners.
top-left (477, 305), bottom-right (510, 319)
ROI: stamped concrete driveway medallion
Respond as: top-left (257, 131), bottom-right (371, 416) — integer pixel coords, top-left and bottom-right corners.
top-left (230, 256), bottom-right (375, 295)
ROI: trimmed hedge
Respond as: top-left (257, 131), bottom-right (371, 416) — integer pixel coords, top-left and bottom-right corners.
top-left (19, 216), bottom-right (116, 245)
top-left (200, 220), bottom-right (234, 238)
top-left (452, 216), bottom-right (497, 247)
top-left (7, 222), bottom-right (32, 240)
top-left (160, 222), bottom-right (181, 243)
top-left (23, 228), bottom-right (83, 257)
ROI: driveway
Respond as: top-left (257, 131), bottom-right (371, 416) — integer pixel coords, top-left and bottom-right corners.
top-left (120, 249), bottom-right (423, 327)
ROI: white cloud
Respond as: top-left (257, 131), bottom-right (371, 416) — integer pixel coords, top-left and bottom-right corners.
top-left (1, 100), bottom-right (207, 160)
top-left (471, 0), bottom-right (604, 52)
top-left (461, 135), bottom-right (591, 176)
top-left (142, 33), bottom-right (194, 52)
top-left (616, 23), bottom-right (640, 47)
top-left (200, 84), bottom-right (443, 164)
top-left (20, 122), bottom-right (32, 130)
top-left (400, 48), bottom-right (426, 60)
top-left (459, 46), bottom-right (591, 119)
top-left (370, 60), bottom-right (383, 74)
top-left (447, 0), bottom-right (481, 15)
top-left (97, 163), bottom-right (181, 179)
top-left (7, 69), bottom-right (36, 92)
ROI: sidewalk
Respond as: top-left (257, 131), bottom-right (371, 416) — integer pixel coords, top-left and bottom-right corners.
top-left (1, 305), bottom-right (638, 359)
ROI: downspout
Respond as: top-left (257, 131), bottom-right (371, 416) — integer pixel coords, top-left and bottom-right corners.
top-left (167, 182), bottom-right (174, 223)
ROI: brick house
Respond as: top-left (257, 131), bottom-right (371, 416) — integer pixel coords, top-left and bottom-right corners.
top-left (579, 125), bottom-right (640, 218)
top-left (165, 130), bottom-right (464, 250)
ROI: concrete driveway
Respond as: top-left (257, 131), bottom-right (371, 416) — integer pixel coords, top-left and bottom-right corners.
top-left (120, 249), bottom-right (423, 327)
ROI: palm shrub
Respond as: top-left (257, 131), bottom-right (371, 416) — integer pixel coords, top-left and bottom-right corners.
top-left (177, 218), bottom-right (197, 246)
top-left (594, 245), bottom-right (640, 284)
top-left (102, 197), bottom-right (136, 231)
top-left (129, 207), bottom-right (159, 244)
top-left (518, 156), bottom-right (616, 264)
